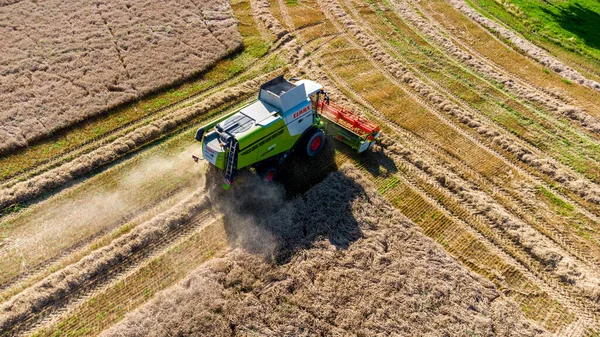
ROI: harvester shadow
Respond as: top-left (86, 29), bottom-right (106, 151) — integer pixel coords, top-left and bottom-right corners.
top-left (210, 138), bottom-right (398, 265)
top-left (277, 137), bottom-right (339, 197)
top-left (213, 171), bottom-right (365, 264)
top-left (278, 137), bottom-right (398, 197)
top-left (339, 140), bottom-right (399, 179)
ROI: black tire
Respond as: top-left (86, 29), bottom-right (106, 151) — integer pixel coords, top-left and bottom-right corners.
top-left (304, 129), bottom-right (326, 157)
top-left (260, 166), bottom-right (277, 183)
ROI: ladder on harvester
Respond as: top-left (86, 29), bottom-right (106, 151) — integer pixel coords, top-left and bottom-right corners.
top-left (223, 138), bottom-right (238, 189)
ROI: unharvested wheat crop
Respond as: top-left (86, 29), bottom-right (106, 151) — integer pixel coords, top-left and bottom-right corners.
top-left (0, 0), bottom-right (242, 155)
top-left (103, 166), bottom-right (548, 337)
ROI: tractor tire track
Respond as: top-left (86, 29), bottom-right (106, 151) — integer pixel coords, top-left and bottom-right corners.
top-left (275, 0), bottom-right (296, 31)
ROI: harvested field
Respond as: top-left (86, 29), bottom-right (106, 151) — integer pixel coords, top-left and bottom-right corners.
top-left (3, 0), bottom-right (600, 335)
top-left (0, 0), bottom-right (242, 155)
top-left (103, 166), bottom-right (548, 337)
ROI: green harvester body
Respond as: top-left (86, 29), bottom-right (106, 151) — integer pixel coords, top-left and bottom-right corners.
top-left (194, 76), bottom-right (380, 188)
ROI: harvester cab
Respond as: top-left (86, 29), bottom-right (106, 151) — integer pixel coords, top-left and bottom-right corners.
top-left (194, 75), bottom-right (380, 189)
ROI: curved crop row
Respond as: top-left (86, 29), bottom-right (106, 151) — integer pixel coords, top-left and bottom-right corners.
top-left (448, 0), bottom-right (600, 92)
top-left (0, 74), bottom-right (277, 212)
top-left (321, 0), bottom-right (600, 209)
top-left (394, 0), bottom-right (600, 137)
top-left (265, 0), bottom-right (596, 313)
top-left (0, 191), bottom-right (211, 334)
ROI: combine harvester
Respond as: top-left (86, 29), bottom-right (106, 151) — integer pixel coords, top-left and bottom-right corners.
top-left (193, 76), bottom-right (381, 189)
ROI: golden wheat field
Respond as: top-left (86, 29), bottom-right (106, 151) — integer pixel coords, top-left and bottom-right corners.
top-left (1, 0), bottom-right (600, 336)
top-left (0, 0), bottom-right (241, 155)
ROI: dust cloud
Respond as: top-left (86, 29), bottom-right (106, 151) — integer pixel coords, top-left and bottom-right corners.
top-left (0, 150), bottom-right (211, 333)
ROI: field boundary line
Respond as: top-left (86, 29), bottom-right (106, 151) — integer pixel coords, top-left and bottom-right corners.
top-left (0, 46), bottom-right (287, 192)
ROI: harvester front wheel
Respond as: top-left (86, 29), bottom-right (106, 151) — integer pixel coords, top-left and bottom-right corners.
top-left (305, 129), bottom-right (326, 157)
top-left (257, 166), bottom-right (277, 183)
top-left (263, 167), bottom-right (277, 183)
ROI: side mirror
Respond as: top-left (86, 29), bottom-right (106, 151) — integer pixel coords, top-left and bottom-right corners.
top-left (195, 128), bottom-right (205, 142)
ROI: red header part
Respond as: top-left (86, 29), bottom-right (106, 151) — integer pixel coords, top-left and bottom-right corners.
top-left (318, 101), bottom-right (380, 140)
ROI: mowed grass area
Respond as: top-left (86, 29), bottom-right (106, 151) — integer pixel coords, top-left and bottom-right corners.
top-left (420, 0), bottom-right (600, 118)
top-left (465, 0), bottom-right (600, 80)
top-left (0, 0), bottom-right (271, 182)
